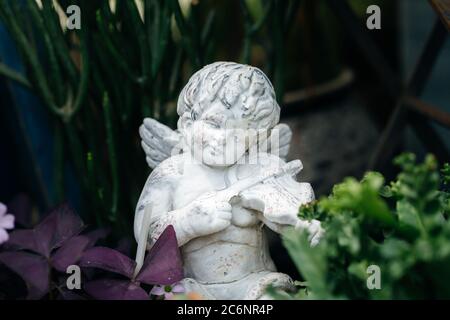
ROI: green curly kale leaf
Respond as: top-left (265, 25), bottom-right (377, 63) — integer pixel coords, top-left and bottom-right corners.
top-left (282, 153), bottom-right (450, 299)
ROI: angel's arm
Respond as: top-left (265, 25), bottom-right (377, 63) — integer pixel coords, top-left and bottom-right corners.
top-left (134, 159), bottom-right (192, 248)
top-left (238, 169), bottom-right (323, 246)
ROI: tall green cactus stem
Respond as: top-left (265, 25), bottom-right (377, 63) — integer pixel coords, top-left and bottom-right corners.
top-left (102, 93), bottom-right (119, 223)
top-left (240, 0), bottom-right (273, 64)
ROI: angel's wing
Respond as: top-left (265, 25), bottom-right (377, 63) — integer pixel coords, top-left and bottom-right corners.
top-left (140, 118), bottom-right (293, 168)
top-left (264, 123), bottom-right (292, 161)
top-left (139, 118), bottom-right (183, 169)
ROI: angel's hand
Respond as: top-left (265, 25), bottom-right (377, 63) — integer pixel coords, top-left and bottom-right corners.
top-left (295, 219), bottom-right (324, 247)
top-left (177, 193), bottom-right (232, 240)
top-left (140, 118), bottom-right (183, 169)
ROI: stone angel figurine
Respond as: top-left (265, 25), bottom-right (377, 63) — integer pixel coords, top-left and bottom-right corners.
top-left (134, 62), bottom-right (324, 300)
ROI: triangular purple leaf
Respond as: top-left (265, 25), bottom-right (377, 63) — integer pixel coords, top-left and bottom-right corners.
top-left (53, 277), bottom-right (86, 300)
top-left (0, 251), bottom-right (49, 299)
top-left (33, 209), bottom-right (60, 257)
top-left (84, 279), bottom-right (148, 300)
top-left (84, 228), bottom-right (110, 248)
top-left (6, 204), bottom-right (84, 258)
top-left (6, 229), bottom-right (50, 257)
top-left (79, 247), bottom-right (136, 279)
top-left (136, 225), bottom-right (183, 285)
top-left (51, 235), bottom-right (91, 272)
top-left (46, 204), bottom-right (84, 250)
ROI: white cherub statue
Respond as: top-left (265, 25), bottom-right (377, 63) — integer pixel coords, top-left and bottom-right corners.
top-left (134, 62), bottom-right (323, 300)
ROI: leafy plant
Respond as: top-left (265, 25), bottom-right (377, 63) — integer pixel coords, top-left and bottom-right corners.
top-left (282, 154), bottom-right (450, 299)
top-left (0, 204), bottom-right (183, 300)
top-left (0, 204), bottom-right (106, 299)
top-left (79, 225), bottom-right (183, 300)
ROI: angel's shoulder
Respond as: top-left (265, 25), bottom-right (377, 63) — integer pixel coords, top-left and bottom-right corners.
top-left (146, 154), bottom-right (185, 186)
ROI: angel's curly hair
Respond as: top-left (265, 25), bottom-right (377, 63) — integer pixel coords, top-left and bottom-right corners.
top-left (177, 62), bottom-right (280, 130)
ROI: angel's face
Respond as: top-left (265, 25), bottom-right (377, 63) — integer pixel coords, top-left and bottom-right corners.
top-left (183, 100), bottom-right (257, 167)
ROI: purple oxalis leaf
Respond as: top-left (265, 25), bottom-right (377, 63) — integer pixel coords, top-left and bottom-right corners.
top-left (47, 204), bottom-right (84, 250)
top-left (84, 228), bottom-right (109, 248)
top-left (79, 247), bottom-right (136, 279)
top-left (6, 229), bottom-right (49, 257)
top-left (0, 251), bottom-right (49, 299)
top-left (7, 203), bottom-right (84, 257)
top-left (136, 225), bottom-right (183, 285)
top-left (51, 235), bottom-right (91, 272)
top-left (84, 279), bottom-right (148, 300)
top-left (54, 277), bottom-right (85, 300)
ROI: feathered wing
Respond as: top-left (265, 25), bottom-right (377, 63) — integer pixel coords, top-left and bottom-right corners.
top-left (140, 118), bottom-right (293, 168)
top-left (267, 123), bottom-right (293, 161)
top-left (139, 118), bottom-right (183, 169)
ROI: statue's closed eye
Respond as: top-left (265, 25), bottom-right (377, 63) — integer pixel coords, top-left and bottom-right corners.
top-left (191, 109), bottom-right (198, 121)
top-left (204, 119), bottom-right (221, 129)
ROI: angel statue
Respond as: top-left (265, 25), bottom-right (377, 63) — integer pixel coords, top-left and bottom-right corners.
top-left (133, 62), bottom-right (324, 300)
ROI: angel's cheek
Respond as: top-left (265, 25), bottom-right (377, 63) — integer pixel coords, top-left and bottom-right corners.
top-left (223, 136), bottom-right (243, 162)
top-left (185, 123), bottom-right (205, 158)
top-left (194, 127), bottom-right (205, 148)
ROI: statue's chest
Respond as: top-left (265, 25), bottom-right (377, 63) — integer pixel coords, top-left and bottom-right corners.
top-left (172, 165), bottom-right (259, 228)
top-left (172, 167), bottom-right (227, 209)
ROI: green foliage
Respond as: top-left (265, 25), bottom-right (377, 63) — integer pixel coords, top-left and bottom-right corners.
top-left (282, 154), bottom-right (450, 299)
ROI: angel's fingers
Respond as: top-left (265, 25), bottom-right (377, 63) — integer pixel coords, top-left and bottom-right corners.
top-left (238, 191), bottom-right (265, 213)
top-left (216, 210), bottom-right (232, 221)
top-left (213, 218), bottom-right (231, 230)
top-left (295, 219), bottom-right (310, 230)
top-left (307, 228), bottom-right (315, 241)
top-left (309, 227), bottom-right (324, 247)
top-left (305, 221), bottom-right (317, 233)
top-left (307, 220), bottom-right (321, 234)
top-left (310, 233), bottom-right (321, 247)
top-left (275, 213), bottom-right (302, 226)
top-left (216, 202), bottom-right (232, 211)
